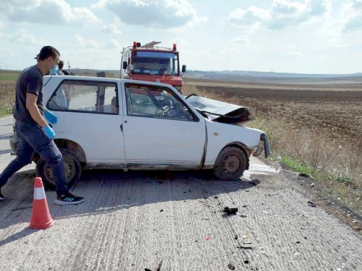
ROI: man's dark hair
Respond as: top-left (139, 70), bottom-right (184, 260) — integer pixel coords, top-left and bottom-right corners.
top-left (37, 45), bottom-right (60, 61)
top-left (58, 60), bottom-right (64, 69)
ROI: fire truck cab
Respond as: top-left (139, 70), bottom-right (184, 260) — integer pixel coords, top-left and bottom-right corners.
top-left (120, 41), bottom-right (186, 93)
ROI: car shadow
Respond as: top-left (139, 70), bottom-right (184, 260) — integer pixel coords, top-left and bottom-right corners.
top-left (0, 168), bottom-right (261, 239)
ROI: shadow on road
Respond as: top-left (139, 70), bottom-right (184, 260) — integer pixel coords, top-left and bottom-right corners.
top-left (0, 227), bottom-right (36, 248)
top-left (0, 168), bottom-right (261, 236)
top-left (0, 134), bottom-right (11, 141)
top-left (0, 149), bottom-right (11, 155)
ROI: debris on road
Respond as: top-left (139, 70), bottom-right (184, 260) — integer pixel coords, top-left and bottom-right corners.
top-left (228, 263), bottom-right (235, 270)
top-left (156, 260), bottom-right (163, 271)
top-left (223, 207), bottom-right (238, 215)
top-left (237, 245), bottom-right (253, 250)
top-left (144, 260), bottom-right (163, 271)
top-left (308, 201), bottom-right (317, 207)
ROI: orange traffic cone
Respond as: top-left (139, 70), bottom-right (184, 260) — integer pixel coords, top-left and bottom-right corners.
top-left (29, 177), bottom-right (54, 229)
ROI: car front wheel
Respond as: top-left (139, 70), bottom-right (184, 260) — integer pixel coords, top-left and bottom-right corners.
top-left (213, 146), bottom-right (247, 181)
top-left (36, 148), bottom-right (82, 189)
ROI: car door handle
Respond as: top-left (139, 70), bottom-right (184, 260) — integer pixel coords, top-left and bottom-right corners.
top-left (120, 124), bottom-right (123, 132)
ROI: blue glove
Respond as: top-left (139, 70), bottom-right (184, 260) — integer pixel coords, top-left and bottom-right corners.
top-left (43, 125), bottom-right (55, 139)
top-left (44, 110), bottom-right (58, 125)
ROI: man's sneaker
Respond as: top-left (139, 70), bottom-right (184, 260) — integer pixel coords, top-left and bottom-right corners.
top-left (0, 191), bottom-right (4, 201)
top-left (54, 193), bottom-right (84, 205)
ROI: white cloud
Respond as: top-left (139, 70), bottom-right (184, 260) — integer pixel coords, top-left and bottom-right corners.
top-left (182, 49), bottom-right (216, 59)
top-left (218, 48), bottom-right (243, 58)
top-left (101, 24), bottom-right (122, 34)
top-left (10, 29), bottom-right (46, 46)
top-left (93, 0), bottom-right (207, 30)
top-left (287, 51), bottom-right (303, 57)
top-left (1, 0), bottom-right (101, 25)
top-left (0, 0), bottom-right (42, 12)
top-left (0, 21), bottom-right (4, 31)
top-left (74, 35), bottom-right (121, 50)
top-left (270, 0), bottom-right (304, 16)
top-left (74, 34), bottom-right (100, 48)
top-left (169, 37), bottom-right (188, 45)
top-left (229, 0), bottom-right (332, 31)
top-left (341, 0), bottom-right (362, 33)
top-left (343, 14), bottom-right (362, 32)
top-left (304, 0), bottom-right (332, 17)
top-left (231, 35), bottom-right (250, 45)
top-left (105, 39), bottom-right (121, 49)
top-left (333, 43), bottom-right (350, 48)
top-left (354, 0), bottom-right (362, 9)
top-left (229, 6), bottom-right (270, 30)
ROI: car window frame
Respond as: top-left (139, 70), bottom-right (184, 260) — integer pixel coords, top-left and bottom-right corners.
top-left (124, 82), bottom-right (199, 122)
top-left (46, 79), bottom-right (120, 116)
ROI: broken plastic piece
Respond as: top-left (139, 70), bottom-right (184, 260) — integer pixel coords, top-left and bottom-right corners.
top-left (223, 207), bottom-right (238, 215)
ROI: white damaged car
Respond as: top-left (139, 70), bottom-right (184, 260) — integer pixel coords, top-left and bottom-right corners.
top-left (9, 76), bottom-right (270, 188)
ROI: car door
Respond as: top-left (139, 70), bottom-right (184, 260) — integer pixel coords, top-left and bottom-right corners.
top-left (121, 82), bottom-right (206, 168)
top-left (46, 79), bottom-right (126, 166)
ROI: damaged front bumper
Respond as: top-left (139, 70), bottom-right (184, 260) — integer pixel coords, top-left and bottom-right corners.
top-left (253, 133), bottom-right (271, 159)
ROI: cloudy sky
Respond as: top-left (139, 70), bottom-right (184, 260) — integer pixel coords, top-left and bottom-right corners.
top-left (0, 0), bottom-right (361, 74)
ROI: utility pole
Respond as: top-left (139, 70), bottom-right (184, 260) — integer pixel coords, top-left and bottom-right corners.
top-left (67, 61), bottom-right (71, 73)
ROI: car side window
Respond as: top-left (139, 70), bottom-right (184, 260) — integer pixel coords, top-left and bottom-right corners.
top-left (47, 81), bottom-right (119, 115)
top-left (125, 83), bottom-right (197, 121)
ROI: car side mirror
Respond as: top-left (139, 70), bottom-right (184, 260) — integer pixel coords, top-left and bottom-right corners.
top-left (182, 65), bottom-right (186, 73)
top-left (122, 61), bottom-right (128, 69)
top-left (127, 64), bottom-right (134, 71)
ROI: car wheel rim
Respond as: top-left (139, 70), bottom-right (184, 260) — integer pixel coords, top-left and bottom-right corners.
top-left (44, 157), bottom-right (74, 184)
top-left (222, 154), bottom-right (241, 174)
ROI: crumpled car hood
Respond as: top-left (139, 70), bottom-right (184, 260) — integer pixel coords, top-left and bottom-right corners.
top-left (185, 94), bottom-right (255, 124)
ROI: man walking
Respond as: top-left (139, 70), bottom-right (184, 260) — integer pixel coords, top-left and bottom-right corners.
top-left (0, 45), bottom-right (84, 205)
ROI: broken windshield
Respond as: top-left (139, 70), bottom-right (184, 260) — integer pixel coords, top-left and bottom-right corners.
top-left (131, 51), bottom-right (179, 76)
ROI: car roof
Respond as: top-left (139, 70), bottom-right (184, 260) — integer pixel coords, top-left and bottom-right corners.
top-left (43, 75), bottom-right (176, 89)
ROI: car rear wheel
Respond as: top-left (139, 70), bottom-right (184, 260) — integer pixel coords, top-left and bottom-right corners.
top-left (213, 146), bottom-right (247, 181)
top-left (36, 148), bottom-right (82, 189)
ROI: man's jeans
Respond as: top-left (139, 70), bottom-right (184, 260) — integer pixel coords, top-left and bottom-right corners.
top-left (0, 121), bottom-right (69, 196)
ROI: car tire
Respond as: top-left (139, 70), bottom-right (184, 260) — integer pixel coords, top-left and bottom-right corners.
top-left (36, 148), bottom-right (82, 189)
top-left (213, 146), bottom-right (247, 181)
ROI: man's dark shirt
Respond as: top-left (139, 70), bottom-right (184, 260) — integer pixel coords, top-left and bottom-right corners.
top-left (13, 65), bottom-right (44, 124)
top-left (62, 70), bottom-right (70, 75)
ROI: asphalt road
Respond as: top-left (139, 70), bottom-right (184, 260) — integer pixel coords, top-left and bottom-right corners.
top-left (0, 115), bottom-right (361, 271)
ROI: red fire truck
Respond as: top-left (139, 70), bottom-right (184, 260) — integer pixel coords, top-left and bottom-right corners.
top-left (120, 41), bottom-right (186, 93)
